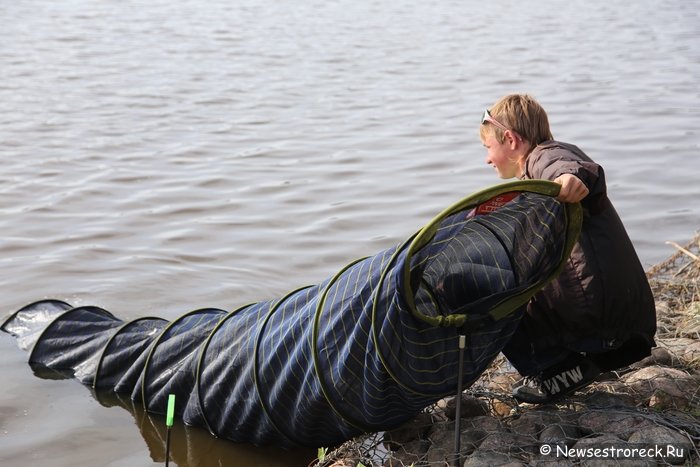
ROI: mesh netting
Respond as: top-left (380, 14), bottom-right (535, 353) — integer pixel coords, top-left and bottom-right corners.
top-left (2, 181), bottom-right (581, 449)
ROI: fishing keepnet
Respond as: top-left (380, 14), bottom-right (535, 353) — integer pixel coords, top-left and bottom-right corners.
top-left (2, 181), bottom-right (581, 447)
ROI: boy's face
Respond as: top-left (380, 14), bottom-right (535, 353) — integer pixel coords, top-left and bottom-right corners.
top-left (481, 132), bottom-right (521, 179)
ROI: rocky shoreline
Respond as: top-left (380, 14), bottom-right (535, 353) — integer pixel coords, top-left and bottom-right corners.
top-left (320, 233), bottom-right (700, 467)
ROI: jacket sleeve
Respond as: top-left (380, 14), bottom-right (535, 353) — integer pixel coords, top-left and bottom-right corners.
top-left (528, 151), bottom-right (601, 190)
top-left (527, 147), bottom-right (607, 212)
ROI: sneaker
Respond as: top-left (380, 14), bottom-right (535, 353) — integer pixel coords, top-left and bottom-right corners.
top-left (512, 356), bottom-right (600, 404)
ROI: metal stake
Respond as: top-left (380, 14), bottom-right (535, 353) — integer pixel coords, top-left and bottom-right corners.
top-left (165, 394), bottom-right (175, 467)
top-left (454, 334), bottom-right (466, 466)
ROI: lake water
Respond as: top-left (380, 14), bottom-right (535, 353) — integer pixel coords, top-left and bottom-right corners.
top-left (1, 0), bottom-right (698, 465)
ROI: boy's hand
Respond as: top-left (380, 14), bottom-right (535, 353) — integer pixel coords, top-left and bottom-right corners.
top-left (554, 174), bottom-right (589, 202)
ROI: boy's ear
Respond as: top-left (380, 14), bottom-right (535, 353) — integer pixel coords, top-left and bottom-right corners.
top-left (505, 130), bottom-right (519, 148)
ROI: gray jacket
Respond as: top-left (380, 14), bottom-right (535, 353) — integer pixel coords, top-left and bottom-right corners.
top-left (521, 141), bottom-right (656, 355)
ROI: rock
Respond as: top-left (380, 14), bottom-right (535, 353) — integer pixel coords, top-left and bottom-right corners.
top-left (568, 434), bottom-right (655, 467)
top-left (569, 432), bottom-right (623, 446)
top-left (539, 423), bottom-right (581, 448)
top-left (581, 456), bottom-right (656, 467)
top-left (530, 460), bottom-right (574, 467)
top-left (491, 399), bottom-right (516, 417)
top-left (508, 408), bottom-right (570, 439)
top-left (426, 419), bottom-right (489, 457)
top-left (577, 410), bottom-right (654, 439)
top-left (631, 347), bottom-right (679, 368)
top-left (385, 439), bottom-right (429, 466)
top-left (460, 415), bottom-right (503, 434)
top-left (462, 450), bottom-right (524, 467)
top-left (623, 366), bottom-right (690, 384)
top-left (425, 420), bottom-right (454, 446)
top-left (482, 431), bottom-right (536, 455)
top-left (627, 426), bottom-right (692, 465)
top-left (509, 412), bottom-right (548, 439)
top-left (684, 340), bottom-right (700, 364)
top-left (425, 442), bottom-right (457, 465)
top-left (441, 394), bottom-right (490, 420)
top-left (621, 366), bottom-right (700, 410)
top-left (579, 390), bottom-right (637, 408)
top-left (659, 338), bottom-right (700, 366)
top-left (354, 332), bottom-right (700, 467)
top-left (383, 412), bottom-right (433, 447)
top-left (456, 429), bottom-right (489, 456)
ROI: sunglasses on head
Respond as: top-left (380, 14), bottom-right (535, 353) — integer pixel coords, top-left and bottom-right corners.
top-left (481, 109), bottom-right (511, 132)
top-left (481, 109), bottom-right (522, 141)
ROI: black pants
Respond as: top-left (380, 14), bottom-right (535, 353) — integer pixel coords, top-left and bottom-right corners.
top-left (503, 318), bottom-right (652, 377)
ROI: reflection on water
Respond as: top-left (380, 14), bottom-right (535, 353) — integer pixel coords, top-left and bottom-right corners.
top-left (15, 363), bottom-right (316, 466)
top-left (93, 391), bottom-right (315, 467)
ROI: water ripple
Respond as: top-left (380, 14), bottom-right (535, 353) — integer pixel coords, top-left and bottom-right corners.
top-left (0, 0), bottom-right (698, 464)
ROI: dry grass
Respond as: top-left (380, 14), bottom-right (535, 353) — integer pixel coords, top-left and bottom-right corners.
top-left (649, 232), bottom-right (700, 341)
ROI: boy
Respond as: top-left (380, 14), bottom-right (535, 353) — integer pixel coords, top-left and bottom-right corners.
top-left (479, 94), bottom-right (656, 403)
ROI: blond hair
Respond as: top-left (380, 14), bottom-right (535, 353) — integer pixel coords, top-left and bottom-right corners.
top-left (480, 94), bottom-right (553, 154)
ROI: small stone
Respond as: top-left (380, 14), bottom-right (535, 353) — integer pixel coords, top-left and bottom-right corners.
top-left (530, 460), bottom-right (574, 467)
top-left (579, 390), bottom-right (636, 408)
top-left (443, 394), bottom-right (489, 420)
top-left (426, 420), bottom-right (454, 446)
top-left (479, 431), bottom-right (535, 455)
top-left (425, 420), bottom-right (486, 459)
top-left (577, 410), bottom-right (653, 439)
top-left (462, 450), bottom-right (524, 467)
top-left (491, 399), bottom-right (516, 417)
top-left (631, 347), bottom-right (678, 368)
top-left (539, 423), bottom-right (580, 448)
top-left (383, 412), bottom-right (433, 447)
top-left (460, 415), bottom-right (503, 434)
top-left (456, 429), bottom-right (488, 455)
top-left (385, 439), bottom-right (429, 466)
top-left (627, 425), bottom-right (691, 465)
top-left (567, 435), bottom-right (651, 467)
top-left (622, 366), bottom-right (689, 384)
top-left (659, 338), bottom-right (700, 365)
top-left (581, 457), bottom-right (655, 467)
top-left (564, 434), bottom-right (662, 466)
top-left (425, 443), bottom-right (454, 465)
top-left (573, 433), bottom-right (624, 445)
top-left (621, 366), bottom-right (700, 410)
top-left (509, 412), bottom-right (547, 439)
